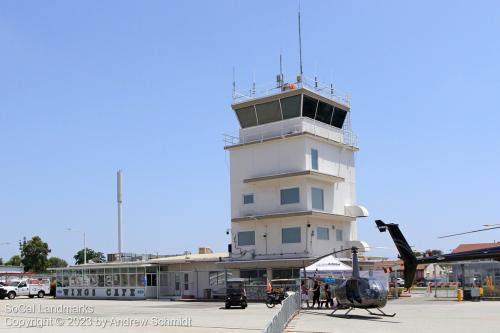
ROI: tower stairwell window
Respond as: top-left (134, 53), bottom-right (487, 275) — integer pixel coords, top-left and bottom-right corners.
top-left (311, 149), bottom-right (318, 170)
top-left (243, 194), bottom-right (254, 204)
top-left (317, 227), bottom-right (329, 240)
top-left (280, 187), bottom-right (300, 205)
top-left (311, 187), bottom-right (324, 211)
top-left (238, 231), bottom-right (255, 246)
top-left (282, 227), bottom-right (301, 244)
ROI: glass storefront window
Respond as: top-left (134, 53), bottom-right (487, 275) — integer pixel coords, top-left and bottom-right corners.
top-left (121, 274), bottom-right (129, 287)
top-left (113, 274), bottom-right (120, 287)
top-left (137, 274), bottom-right (145, 287)
top-left (129, 274), bottom-right (137, 287)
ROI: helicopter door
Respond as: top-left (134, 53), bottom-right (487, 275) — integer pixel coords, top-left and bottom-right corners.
top-left (346, 279), bottom-right (362, 304)
top-left (345, 280), bottom-right (357, 303)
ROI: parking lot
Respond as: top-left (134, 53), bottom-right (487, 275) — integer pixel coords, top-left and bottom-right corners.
top-left (2, 294), bottom-right (500, 333)
top-left (287, 293), bottom-right (500, 333)
top-left (0, 297), bottom-right (279, 332)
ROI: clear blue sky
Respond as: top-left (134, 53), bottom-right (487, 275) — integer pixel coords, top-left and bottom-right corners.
top-left (1, 1), bottom-right (499, 264)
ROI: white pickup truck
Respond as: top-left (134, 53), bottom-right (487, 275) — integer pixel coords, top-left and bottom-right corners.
top-left (0, 279), bottom-right (50, 299)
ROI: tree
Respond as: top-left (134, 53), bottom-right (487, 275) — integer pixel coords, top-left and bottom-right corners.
top-left (73, 248), bottom-right (105, 265)
top-left (47, 257), bottom-right (68, 268)
top-left (19, 236), bottom-right (51, 273)
top-left (5, 255), bottom-right (22, 266)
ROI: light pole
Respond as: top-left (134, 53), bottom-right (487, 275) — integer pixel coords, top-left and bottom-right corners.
top-left (66, 228), bottom-right (86, 265)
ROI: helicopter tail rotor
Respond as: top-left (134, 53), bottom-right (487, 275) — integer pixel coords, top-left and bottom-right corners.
top-left (375, 220), bottom-right (417, 290)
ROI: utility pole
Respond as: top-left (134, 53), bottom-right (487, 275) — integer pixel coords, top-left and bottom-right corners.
top-left (117, 170), bottom-right (123, 261)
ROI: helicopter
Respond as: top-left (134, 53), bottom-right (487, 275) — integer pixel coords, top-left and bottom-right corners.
top-left (310, 246), bottom-right (395, 317)
top-left (375, 219), bottom-right (500, 289)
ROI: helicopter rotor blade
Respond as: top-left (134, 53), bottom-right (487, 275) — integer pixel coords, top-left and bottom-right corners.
top-left (438, 226), bottom-right (500, 239)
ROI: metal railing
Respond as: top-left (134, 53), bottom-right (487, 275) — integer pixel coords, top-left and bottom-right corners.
top-left (262, 292), bottom-right (301, 333)
top-left (223, 120), bottom-right (358, 148)
top-left (233, 74), bottom-right (350, 107)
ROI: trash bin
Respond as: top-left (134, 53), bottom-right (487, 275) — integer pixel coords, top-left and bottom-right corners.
top-left (204, 289), bottom-right (212, 299)
top-left (463, 288), bottom-right (472, 301)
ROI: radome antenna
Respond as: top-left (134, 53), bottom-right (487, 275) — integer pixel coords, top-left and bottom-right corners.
top-left (298, 3), bottom-right (303, 76)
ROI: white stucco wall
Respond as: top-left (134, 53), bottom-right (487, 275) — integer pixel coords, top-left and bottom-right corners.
top-left (228, 117), bottom-right (361, 259)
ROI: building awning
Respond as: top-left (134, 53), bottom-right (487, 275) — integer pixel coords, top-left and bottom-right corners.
top-left (244, 170), bottom-right (344, 185)
top-left (232, 210), bottom-right (356, 223)
top-left (345, 205), bottom-right (369, 217)
top-left (217, 257), bottom-right (317, 269)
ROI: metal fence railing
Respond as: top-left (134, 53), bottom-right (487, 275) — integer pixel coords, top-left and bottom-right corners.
top-left (262, 292), bottom-right (301, 333)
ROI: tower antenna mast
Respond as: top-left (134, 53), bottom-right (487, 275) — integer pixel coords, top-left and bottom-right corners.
top-left (298, 3), bottom-right (303, 76)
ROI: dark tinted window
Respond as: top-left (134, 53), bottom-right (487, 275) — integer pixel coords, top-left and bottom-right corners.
top-left (255, 100), bottom-right (282, 125)
top-left (282, 227), bottom-right (301, 243)
top-left (235, 106), bottom-right (257, 128)
top-left (302, 95), bottom-right (318, 119)
top-left (280, 187), bottom-right (300, 205)
top-left (280, 95), bottom-right (301, 119)
top-left (316, 101), bottom-right (334, 125)
top-left (331, 107), bottom-right (348, 128)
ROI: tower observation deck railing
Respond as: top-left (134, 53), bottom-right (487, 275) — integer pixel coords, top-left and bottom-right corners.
top-left (224, 117), bottom-right (358, 148)
top-left (233, 74), bottom-right (350, 107)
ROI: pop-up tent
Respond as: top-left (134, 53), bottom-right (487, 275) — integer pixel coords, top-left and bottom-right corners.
top-left (302, 255), bottom-right (352, 279)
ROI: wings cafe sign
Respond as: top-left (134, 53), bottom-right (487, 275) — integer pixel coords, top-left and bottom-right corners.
top-left (56, 288), bottom-right (145, 299)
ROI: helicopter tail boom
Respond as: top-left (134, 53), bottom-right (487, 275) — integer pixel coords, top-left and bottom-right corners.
top-left (375, 220), bottom-right (417, 289)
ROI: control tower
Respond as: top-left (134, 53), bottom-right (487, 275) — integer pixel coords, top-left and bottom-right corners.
top-left (222, 74), bottom-right (369, 279)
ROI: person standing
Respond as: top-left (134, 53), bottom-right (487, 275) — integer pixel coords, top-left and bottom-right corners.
top-left (301, 280), bottom-right (310, 308)
top-left (324, 284), bottom-right (333, 308)
top-left (312, 280), bottom-right (321, 309)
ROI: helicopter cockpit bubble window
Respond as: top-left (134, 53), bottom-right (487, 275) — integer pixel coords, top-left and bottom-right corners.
top-left (235, 106), bottom-right (257, 128)
top-left (255, 100), bottom-right (282, 125)
top-left (280, 95), bottom-right (301, 119)
top-left (368, 279), bottom-right (385, 291)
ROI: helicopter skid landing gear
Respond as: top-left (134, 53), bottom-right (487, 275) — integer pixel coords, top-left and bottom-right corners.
top-left (330, 307), bottom-right (354, 317)
top-left (331, 307), bottom-right (396, 318)
top-left (366, 308), bottom-right (396, 317)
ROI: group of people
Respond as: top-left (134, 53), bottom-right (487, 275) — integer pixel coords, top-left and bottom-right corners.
top-left (300, 279), bottom-right (334, 309)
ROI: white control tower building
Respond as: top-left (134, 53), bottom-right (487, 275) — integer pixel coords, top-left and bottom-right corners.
top-left (223, 75), bottom-right (369, 278)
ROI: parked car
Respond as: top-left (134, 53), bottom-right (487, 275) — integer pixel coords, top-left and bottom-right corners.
top-left (225, 278), bottom-right (247, 309)
top-left (396, 278), bottom-right (405, 287)
top-left (0, 279), bottom-right (50, 300)
top-left (0, 287), bottom-right (7, 299)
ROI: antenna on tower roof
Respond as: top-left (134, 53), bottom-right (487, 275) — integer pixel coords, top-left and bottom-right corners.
top-left (298, 2), bottom-right (303, 77)
top-left (232, 66), bottom-right (236, 97)
top-left (277, 49), bottom-right (284, 88)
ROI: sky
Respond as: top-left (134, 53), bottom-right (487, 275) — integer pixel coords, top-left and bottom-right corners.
top-left (1, 1), bottom-right (499, 264)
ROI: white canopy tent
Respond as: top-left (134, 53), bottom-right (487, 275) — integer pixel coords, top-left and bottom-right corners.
top-left (302, 255), bottom-right (353, 278)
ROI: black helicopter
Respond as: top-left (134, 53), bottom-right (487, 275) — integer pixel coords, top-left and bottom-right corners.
top-left (375, 219), bottom-right (500, 290)
top-left (311, 246), bottom-right (395, 317)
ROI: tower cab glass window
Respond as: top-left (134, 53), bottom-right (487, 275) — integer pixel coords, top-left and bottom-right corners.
top-left (233, 93), bottom-right (347, 129)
